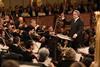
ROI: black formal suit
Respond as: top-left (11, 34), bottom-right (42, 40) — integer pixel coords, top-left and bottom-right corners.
top-left (57, 60), bottom-right (75, 67)
top-left (63, 18), bottom-right (84, 50)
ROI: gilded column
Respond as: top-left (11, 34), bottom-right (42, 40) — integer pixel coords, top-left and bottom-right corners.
top-left (94, 11), bottom-right (100, 67)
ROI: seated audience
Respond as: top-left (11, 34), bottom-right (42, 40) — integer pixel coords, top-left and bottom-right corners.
top-left (70, 62), bottom-right (86, 67)
top-left (21, 8), bottom-right (30, 17)
top-left (22, 40), bottom-right (35, 62)
top-left (38, 47), bottom-right (55, 67)
top-left (38, 9), bottom-right (46, 16)
top-left (57, 48), bottom-right (76, 67)
top-left (1, 60), bottom-right (19, 67)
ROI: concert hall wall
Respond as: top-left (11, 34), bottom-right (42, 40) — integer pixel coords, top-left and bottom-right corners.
top-left (24, 13), bottom-right (90, 29)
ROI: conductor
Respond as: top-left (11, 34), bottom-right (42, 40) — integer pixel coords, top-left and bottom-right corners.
top-left (61, 10), bottom-right (84, 50)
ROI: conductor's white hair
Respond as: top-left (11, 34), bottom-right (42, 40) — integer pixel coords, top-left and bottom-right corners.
top-left (73, 10), bottom-right (80, 16)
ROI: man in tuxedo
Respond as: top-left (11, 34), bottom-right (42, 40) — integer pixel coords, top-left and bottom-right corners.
top-left (61, 10), bottom-right (84, 50)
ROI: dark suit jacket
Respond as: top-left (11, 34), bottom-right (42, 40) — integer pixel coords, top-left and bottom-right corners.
top-left (63, 18), bottom-right (84, 42)
top-left (57, 60), bottom-right (75, 67)
top-left (63, 18), bottom-right (84, 44)
top-left (70, 18), bottom-right (84, 37)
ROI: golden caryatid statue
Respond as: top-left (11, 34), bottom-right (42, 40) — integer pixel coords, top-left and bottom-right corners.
top-left (90, 11), bottom-right (100, 67)
top-left (37, 0), bottom-right (42, 7)
top-left (0, 0), bottom-right (4, 7)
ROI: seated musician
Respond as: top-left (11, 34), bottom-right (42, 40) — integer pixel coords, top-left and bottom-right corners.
top-left (19, 19), bottom-right (39, 41)
top-left (21, 40), bottom-right (36, 62)
top-left (28, 19), bottom-right (41, 41)
top-left (29, 19), bottom-right (38, 30)
top-left (9, 38), bottom-right (36, 62)
top-left (43, 26), bottom-right (55, 37)
top-left (15, 17), bottom-right (24, 29)
top-left (41, 26), bottom-right (58, 59)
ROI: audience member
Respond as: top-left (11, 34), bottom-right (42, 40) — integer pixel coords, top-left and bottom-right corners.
top-left (38, 47), bottom-right (55, 67)
top-left (57, 48), bottom-right (76, 67)
top-left (1, 60), bottom-right (19, 67)
top-left (70, 62), bottom-right (86, 67)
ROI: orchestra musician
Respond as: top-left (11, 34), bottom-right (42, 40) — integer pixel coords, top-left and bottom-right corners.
top-left (41, 26), bottom-right (59, 60)
top-left (61, 10), bottom-right (84, 51)
top-left (28, 19), bottom-right (41, 41)
top-left (28, 19), bottom-right (46, 42)
top-left (15, 17), bottom-right (24, 29)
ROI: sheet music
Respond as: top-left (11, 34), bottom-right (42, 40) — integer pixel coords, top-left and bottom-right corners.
top-left (33, 41), bottom-right (41, 53)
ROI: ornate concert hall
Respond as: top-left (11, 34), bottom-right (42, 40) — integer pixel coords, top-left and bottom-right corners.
top-left (0, 0), bottom-right (100, 67)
